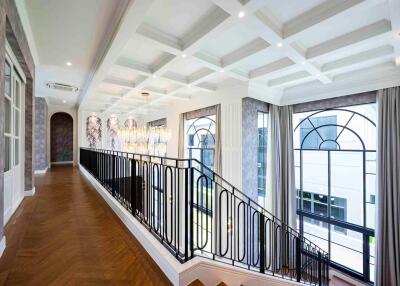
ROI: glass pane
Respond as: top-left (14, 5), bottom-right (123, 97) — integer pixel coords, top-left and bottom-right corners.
top-left (302, 150), bottom-right (328, 200)
top-left (5, 97), bottom-right (11, 134)
top-left (5, 136), bottom-right (11, 172)
top-left (14, 79), bottom-right (20, 108)
top-left (14, 138), bottom-right (19, 165)
top-left (330, 151), bottom-right (363, 226)
top-left (5, 62), bottom-right (11, 97)
top-left (369, 236), bottom-right (375, 283)
top-left (14, 109), bottom-right (19, 136)
top-left (330, 226), bottom-right (363, 273)
top-left (303, 217), bottom-right (329, 252)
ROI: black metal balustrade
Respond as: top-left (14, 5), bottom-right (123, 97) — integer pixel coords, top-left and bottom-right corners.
top-left (80, 147), bottom-right (330, 285)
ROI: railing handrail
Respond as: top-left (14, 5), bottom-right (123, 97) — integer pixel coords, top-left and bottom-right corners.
top-left (80, 147), bottom-right (328, 256)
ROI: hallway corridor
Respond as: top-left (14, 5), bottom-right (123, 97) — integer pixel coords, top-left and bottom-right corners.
top-left (0, 166), bottom-right (171, 286)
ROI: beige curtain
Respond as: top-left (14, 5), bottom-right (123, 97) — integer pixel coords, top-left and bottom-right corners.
top-left (214, 104), bottom-right (222, 176)
top-left (178, 113), bottom-right (185, 159)
top-left (269, 105), bottom-right (296, 228)
top-left (376, 87), bottom-right (400, 286)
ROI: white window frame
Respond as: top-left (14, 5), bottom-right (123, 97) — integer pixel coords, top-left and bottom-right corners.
top-left (4, 41), bottom-right (26, 173)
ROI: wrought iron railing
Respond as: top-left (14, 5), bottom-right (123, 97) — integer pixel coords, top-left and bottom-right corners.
top-left (80, 147), bottom-right (330, 285)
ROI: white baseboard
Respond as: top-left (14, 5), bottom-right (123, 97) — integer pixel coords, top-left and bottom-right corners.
top-left (51, 161), bottom-right (73, 165)
top-left (0, 236), bottom-right (6, 258)
top-left (80, 165), bottom-right (302, 286)
top-left (34, 167), bottom-right (48, 174)
top-left (25, 187), bottom-right (35, 196)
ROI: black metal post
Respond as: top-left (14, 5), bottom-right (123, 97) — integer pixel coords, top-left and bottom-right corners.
top-left (131, 159), bottom-right (136, 215)
top-left (296, 237), bottom-right (301, 282)
top-left (112, 154), bottom-right (116, 197)
top-left (318, 251), bottom-right (322, 286)
top-left (259, 212), bottom-right (265, 274)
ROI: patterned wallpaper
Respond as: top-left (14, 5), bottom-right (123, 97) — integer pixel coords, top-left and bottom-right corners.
top-left (51, 113), bottom-right (73, 162)
top-left (34, 98), bottom-right (48, 170)
top-left (241, 97), bottom-right (269, 201)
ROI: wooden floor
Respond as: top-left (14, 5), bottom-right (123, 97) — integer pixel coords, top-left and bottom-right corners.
top-left (0, 166), bottom-right (172, 286)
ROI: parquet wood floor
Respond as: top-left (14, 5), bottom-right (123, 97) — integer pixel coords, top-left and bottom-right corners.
top-left (0, 166), bottom-right (172, 286)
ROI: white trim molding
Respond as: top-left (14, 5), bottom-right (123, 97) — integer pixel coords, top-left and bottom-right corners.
top-left (34, 167), bottom-right (48, 175)
top-left (51, 161), bottom-right (73, 165)
top-left (0, 236), bottom-right (6, 258)
top-left (25, 187), bottom-right (36, 197)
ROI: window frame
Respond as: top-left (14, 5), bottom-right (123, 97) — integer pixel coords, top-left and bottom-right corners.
top-left (294, 107), bottom-right (376, 283)
top-left (4, 48), bottom-right (24, 173)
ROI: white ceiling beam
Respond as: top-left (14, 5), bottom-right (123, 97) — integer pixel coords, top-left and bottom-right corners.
top-left (307, 20), bottom-right (393, 60)
top-left (322, 45), bottom-right (394, 73)
top-left (283, 0), bottom-right (385, 41)
top-left (249, 58), bottom-right (296, 79)
top-left (136, 24), bottom-right (182, 55)
top-left (221, 37), bottom-right (270, 68)
top-left (79, 0), bottom-right (157, 108)
top-left (268, 71), bottom-right (314, 88)
top-left (388, 0), bottom-right (400, 65)
top-left (250, 10), bottom-right (332, 84)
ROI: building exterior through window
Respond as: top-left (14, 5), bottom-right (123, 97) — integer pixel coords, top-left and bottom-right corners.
top-left (293, 104), bottom-right (377, 283)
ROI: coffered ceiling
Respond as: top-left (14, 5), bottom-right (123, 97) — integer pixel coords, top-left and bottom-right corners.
top-left (78, 0), bottom-right (400, 114)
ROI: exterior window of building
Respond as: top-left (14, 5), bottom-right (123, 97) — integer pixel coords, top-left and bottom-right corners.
top-left (185, 115), bottom-right (216, 212)
top-left (257, 112), bottom-right (268, 206)
top-left (294, 105), bottom-right (376, 283)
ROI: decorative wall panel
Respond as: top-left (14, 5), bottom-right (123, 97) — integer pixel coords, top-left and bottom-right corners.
top-left (34, 97), bottom-right (47, 170)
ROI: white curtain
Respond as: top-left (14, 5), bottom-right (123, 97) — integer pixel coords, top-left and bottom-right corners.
top-left (375, 87), bottom-right (400, 286)
top-left (268, 105), bottom-right (296, 228)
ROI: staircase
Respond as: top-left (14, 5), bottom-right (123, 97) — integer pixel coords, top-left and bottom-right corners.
top-left (80, 148), bottom-right (330, 285)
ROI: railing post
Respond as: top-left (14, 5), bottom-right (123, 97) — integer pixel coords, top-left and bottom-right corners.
top-left (296, 236), bottom-right (301, 282)
top-left (189, 166), bottom-right (194, 259)
top-left (184, 167), bottom-right (189, 261)
top-left (131, 158), bottom-right (136, 215)
top-left (318, 251), bottom-right (322, 286)
top-left (112, 154), bottom-right (116, 197)
top-left (259, 212), bottom-right (265, 274)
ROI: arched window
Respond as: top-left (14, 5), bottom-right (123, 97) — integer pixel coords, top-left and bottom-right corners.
top-left (293, 104), bottom-right (376, 283)
top-left (185, 115), bottom-right (216, 213)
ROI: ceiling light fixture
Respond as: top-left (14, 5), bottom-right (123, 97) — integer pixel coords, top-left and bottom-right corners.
top-left (238, 11), bottom-right (245, 18)
top-left (316, 73), bottom-right (321, 77)
top-left (66, 62), bottom-right (72, 66)
top-left (63, 100), bottom-right (67, 103)
top-left (276, 42), bottom-right (283, 48)
top-left (301, 61), bottom-right (306, 65)
top-left (182, 54), bottom-right (187, 58)
top-left (152, 74), bottom-right (156, 78)
top-left (220, 68), bottom-right (225, 73)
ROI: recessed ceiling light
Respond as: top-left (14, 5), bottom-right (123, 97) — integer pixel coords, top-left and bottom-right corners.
top-left (316, 73), bottom-right (321, 77)
top-left (220, 68), bottom-right (225, 73)
top-left (152, 74), bottom-right (156, 78)
top-left (182, 54), bottom-right (187, 58)
top-left (66, 62), bottom-right (72, 66)
top-left (62, 100), bottom-right (67, 103)
top-left (276, 42), bottom-right (283, 48)
top-left (301, 61), bottom-right (306, 65)
top-left (238, 11), bottom-right (245, 18)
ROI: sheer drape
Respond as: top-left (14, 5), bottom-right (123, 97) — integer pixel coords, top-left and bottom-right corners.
top-left (269, 105), bottom-right (296, 227)
top-left (214, 104), bottom-right (222, 176)
top-left (376, 87), bottom-right (400, 286)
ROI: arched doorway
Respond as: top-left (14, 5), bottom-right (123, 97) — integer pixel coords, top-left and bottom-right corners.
top-left (50, 112), bottom-right (73, 165)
